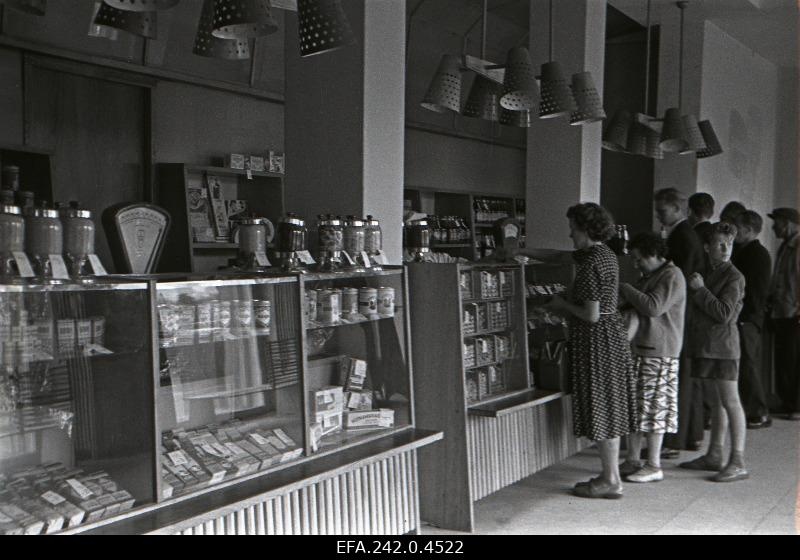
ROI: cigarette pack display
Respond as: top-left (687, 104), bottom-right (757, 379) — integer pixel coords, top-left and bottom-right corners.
top-left (110, 491), bottom-right (135, 513)
top-left (76, 319), bottom-right (93, 347)
top-left (346, 390), bottom-right (373, 411)
top-left (15, 497), bottom-right (64, 533)
top-left (459, 271), bottom-right (474, 299)
top-left (463, 340), bottom-right (476, 369)
top-left (78, 499), bottom-right (106, 524)
top-left (0, 503), bottom-right (44, 534)
top-left (0, 511), bottom-right (23, 535)
top-left (90, 316), bottom-right (105, 346)
top-left (34, 320), bottom-right (55, 358)
top-left (344, 409), bottom-right (395, 430)
top-left (272, 428), bottom-right (297, 448)
top-left (340, 357), bottom-right (367, 391)
top-left (314, 410), bottom-right (343, 435)
top-left (311, 386), bottom-right (345, 415)
top-left (480, 271), bottom-right (500, 299)
top-left (95, 494), bottom-right (121, 518)
top-left (39, 490), bottom-right (85, 528)
top-left (161, 456), bottom-right (197, 488)
top-left (56, 319), bottom-right (76, 356)
top-left (236, 440), bottom-right (270, 469)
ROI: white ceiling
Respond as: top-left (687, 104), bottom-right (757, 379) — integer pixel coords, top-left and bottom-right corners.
top-left (609, 0), bottom-right (799, 68)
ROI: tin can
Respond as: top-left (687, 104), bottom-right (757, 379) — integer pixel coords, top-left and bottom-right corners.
top-left (358, 287), bottom-right (378, 316)
top-left (76, 319), bottom-right (93, 347)
top-left (90, 316), bottom-right (105, 347)
top-left (378, 287), bottom-right (395, 317)
top-left (57, 319), bottom-right (76, 356)
top-left (318, 290), bottom-right (341, 325)
top-left (305, 289), bottom-right (318, 323)
top-left (232, 300), bottom-right (253, 332)
top-left (212, 301), bottom-right (232, 340)
top-left (196, 302), bottom-right (213, 343)
top-left (342, 288), bottom-right (359, 317)
top-left (254, 300), bottom-right (271, 333)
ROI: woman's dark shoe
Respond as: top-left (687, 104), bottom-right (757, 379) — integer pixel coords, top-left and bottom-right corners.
top-left (747, 416), bottom-right (772, 429)
top-left (619, 460), bottom-right (644, 477)
top-left (712, 465), bottom-right (749, 483)
top-left (679, 455), bottom-right (724, 471)
top-left (572, 479), bottom-right (623, 499)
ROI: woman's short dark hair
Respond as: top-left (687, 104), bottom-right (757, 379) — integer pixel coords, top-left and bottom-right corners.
top-left (703, 221), bottom-right (738, 244)
top-left (566, 203), bottom-right (616, 242)
top-left (629, 232), bottom-right (668, 259)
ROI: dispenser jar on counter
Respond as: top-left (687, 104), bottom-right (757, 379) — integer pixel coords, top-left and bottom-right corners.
top-left (24, 205), bottom-right (63, 280)
top-left (0, 203), bottom-right (25, 280)
top-left (59, 202), bottom-right (95, 278)
top-left (317, 215), bottom-right (343, 271)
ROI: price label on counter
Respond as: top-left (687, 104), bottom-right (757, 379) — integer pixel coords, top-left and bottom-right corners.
top-left (342, 251), bottom-right (356, 266)
top-left (255, 252), bottom-right (271, 267)
top-left (297, 250), bottom-right (316, 265)
top-left (11, 252), bottom-right (34, 277)
top-left (88, 254), bottom-right (107, 276)
top-left (373, 250), bottom-right (390, 265)
top-left (49, 255), bottom-right (70, 280)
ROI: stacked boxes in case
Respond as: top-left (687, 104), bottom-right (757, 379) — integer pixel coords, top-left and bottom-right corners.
top-left (459, 271), bottom-right (474, 299)
top-left (487, 300), bottom-right (509, 330)
top-left (0, 463), bottom-right (135, 534)
top-left (161, 421), bottom-right (302, 498)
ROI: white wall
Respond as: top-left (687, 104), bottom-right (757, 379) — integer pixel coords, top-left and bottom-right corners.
top-left (697, 20), bottom-right (779, 252)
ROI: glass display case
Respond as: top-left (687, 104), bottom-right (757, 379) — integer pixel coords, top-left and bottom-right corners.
top-left (0, 281), bottom-right (154, 535)
top-left (301, 268), bottom-right (411, 455)
top-left (154, 274), bottom-right (305, 501)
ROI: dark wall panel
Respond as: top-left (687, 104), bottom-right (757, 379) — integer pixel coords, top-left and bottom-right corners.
top-left (152, 81), bottom-right (284, 165)
top-left (25, 64), bottom-right (146, 270)
top-left (0, 47), bottom-right (23, 145)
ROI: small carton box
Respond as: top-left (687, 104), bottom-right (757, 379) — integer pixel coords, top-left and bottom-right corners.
top-left (0, 503), bottom-right (44, 535)
top-left (344, 409), bottom-right (395, 431)
top-left (56, 319), bottom-right (76, 356)
top-left (346, 390), bottom-right (373, 411)
top-left (111, 490), bottom-right (136, 512)
top-left (340, 357), bottom-right (367, 392)
top-left (315, 411), bottom-right (343, 436)
top-left (76, 319), bottom-right (93, 347)
top-left (311, 386), bottom-right (345, 415)
top-left (248, 155), bottom-right (266, 172)
top-left (226, 153), bottom-right (246, 170)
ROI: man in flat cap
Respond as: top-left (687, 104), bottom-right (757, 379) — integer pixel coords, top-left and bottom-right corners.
top-left (767, 208), bottom-right (800, 420)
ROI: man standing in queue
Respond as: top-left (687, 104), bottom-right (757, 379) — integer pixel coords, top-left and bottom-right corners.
top-left (654, 188), bottom-right (706, 457)
top-left (767, 208), bottom-right (800, 420)
top-left (732, 211), bottom-right (773, 429)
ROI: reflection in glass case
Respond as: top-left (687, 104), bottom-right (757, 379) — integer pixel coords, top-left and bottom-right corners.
top-left (155, 276), bottom-right (304, 500)
top-left (0, 282), bottom-right (153, 534)
top-left (302, 268), bottom-right (411, 455)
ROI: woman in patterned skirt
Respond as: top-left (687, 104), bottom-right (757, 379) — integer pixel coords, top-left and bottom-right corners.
top-left (548, 203), bottom-right (638, 499)
top-left (619, 232), bottom-right (687, 483)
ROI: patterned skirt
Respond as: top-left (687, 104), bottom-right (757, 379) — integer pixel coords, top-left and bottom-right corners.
top-left (634, 355), bottom-right (679, 434)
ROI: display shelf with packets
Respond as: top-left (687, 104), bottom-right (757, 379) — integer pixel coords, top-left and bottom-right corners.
top-left (525, 283), bottom-right (568, 298)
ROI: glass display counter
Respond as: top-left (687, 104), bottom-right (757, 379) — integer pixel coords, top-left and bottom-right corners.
top-left (0, 280), bottom-right (154, 534)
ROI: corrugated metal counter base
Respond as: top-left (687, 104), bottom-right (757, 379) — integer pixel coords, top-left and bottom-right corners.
top-left (468, 396), bottom-right (588, 501)
top-left (177, 451), bottom-right (419, 535)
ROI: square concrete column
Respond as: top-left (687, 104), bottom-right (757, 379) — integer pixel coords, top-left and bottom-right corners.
top-left (526, 0), bottom-right (606, 250)
top-left (284, 0), bottom-right (406, 263)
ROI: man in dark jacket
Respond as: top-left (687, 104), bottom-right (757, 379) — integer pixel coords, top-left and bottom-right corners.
top-left (732, 211), bottom-right (773, 429)
top-left (689, 192), bottom-right (715, 243)
top-left (654, 188), bottom-right (706, 456)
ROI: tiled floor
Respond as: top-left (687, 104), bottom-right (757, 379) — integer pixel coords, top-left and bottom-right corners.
top-left (422, 417), bottom-right (800, 535)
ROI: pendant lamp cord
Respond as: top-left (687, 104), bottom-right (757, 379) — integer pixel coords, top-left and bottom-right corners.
top-left (644, 0), bottom-right (652, 114)
top-left (678, 1), bottom-right (686, 110)
top-left (549, 0), bottom-right (554, 62)
top-left (481, 0), bottom-right (488, 60)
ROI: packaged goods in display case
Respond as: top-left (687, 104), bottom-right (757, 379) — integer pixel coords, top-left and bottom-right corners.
top-left (0, 279), bottom-right (155, 533)
top-left (303, 268), bottom-right (411, 454)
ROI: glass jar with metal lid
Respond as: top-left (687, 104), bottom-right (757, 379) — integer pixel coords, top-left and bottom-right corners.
top-left (24, 204), bottom-right (63, 279)
top-left (59, 202), bottom-right (95, 277)
top-left (364, 215), bottom-right (382, 255)
top-left (237, 217), bottom-right (270, 256)
top-left (343, 216), bottom-right (366, 256)
top-left (406, 219), bottom-right (431, 253)
top-left (0, 203), bottom-right (24, 279)
top-left (317, 214), bottom-right (344, 254)
top-left (277, 213), bottom-right (307, 253)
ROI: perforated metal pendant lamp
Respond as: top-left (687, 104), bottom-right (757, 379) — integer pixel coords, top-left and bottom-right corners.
top-left (194, 0), bottom-right (250, 60)
top-left (500, 47), bottom-right (538, 111)
top-left (500, 107), bottom-right (531, 128)
top-left (570, 71), bottom-right (605, 125)
top-left (696, 120), bottom-right (723, 158)
top-left (103, 0), bottom-right (179, 11)
top-left (463, 75), bottom-right (501, 122)
top-left (645, 125), bottom-right (664, 159)
top-left (679, 114), bottom-right (707, 155)
top-left (94, 2), bottom-right (158, 39)
top-left (212, 0), bottom-right (278, 40)
top-left (602, 109), bottom-right (632, 152)
top-left (626, 118), bottom-right (648, 156)
top-left (298, 0), bottom-right (356, 57)
top-left (5, 0), bottom-right (46, 15)
top-left (659, 107), bottom-right (688, 152)
top-left (421, 54), bottom-right (462, 114)
top-left (539, 61), bottom-right (577, 119)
